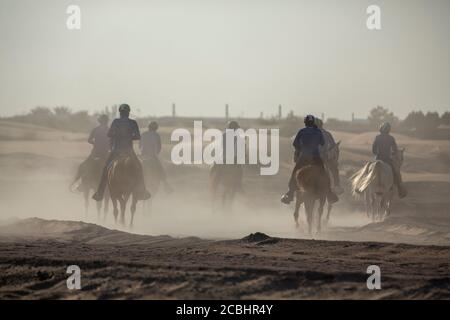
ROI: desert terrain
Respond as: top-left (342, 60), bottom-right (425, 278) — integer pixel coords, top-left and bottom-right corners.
top-left (0, 119), bottom-right (449, 299)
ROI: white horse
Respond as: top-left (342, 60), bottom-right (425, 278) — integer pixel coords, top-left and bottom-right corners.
top-left (350, 149), bottom-right (404, 222)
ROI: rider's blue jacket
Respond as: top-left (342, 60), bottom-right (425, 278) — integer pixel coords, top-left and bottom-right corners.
top-left (108, 117), bottom-right (140, 152)
top-left (293, 126), bottom-right (325, 157)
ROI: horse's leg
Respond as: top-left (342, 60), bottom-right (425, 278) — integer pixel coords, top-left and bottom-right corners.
top-left (381, 192), bottom-right (391, 221)
top-left (365, 192), bottom-right (371, 218)
top-left (119, 196), bottom-right (126, 225)
top-left (145, 181), bottom-right (158, 215)
top-left (83, 189), bottom-right (89, 217)
top-left (112, 197), bottom-right (119, 224)
top-left (130, 195), bottom-right (137, 228)
top-left (376, 195), bottom-right (383, 222)
top-left (325, 202), bottom-right (332, 227)
top-left (304, 197), bottom-right (314, 236)
top-left (293, 193), bottom-right (301, 229)
top-left (103, 191), bottom-right (110, 221)
top-left (379, 196), bottom-right (385, 222)
top-left (96, 195), bottom-right (102, 221)
top-left (372, 194), bottom-right (378, 222)
top-left (142, 175), bottom-right (148, 215)
top-left (142, 198), bottom-right (147, 215)
top-left (317, 197), bottom-right (326, 234)
top-left (370, 194), bottom-right (377, 222)
top-left (385, 191), bottom-right (393, 219)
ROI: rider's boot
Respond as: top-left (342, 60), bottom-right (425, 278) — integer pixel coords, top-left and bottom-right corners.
top-left (136, 189), bottom-right (151, 201)
top-left (327, 191), bottom-right (339, 204)
top-left (393, 168), bottom-right (407, 199)
top-left (398, 184), bottom-right (407, 198)
top-left (92, 170), bottom-right (107, 201)
top-left (72, 161), bottom-right (87, 192)
top-left (281, 190), bottom-right (294, 204)
top-left (135, 176), bottom-right (151, 200)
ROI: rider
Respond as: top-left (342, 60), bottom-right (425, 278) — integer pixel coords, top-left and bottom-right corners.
top-left (92, 104), bottom-right (151, 201)
top-left (314, 118), bottom-right (344, 195)
top-left (140, 121), bottom-right (173, 193)
top-left (72, 114), bottom-right (110, 188)
top-left (211, 120), bottom-right (244, 191)
top-left (281, 115), bottom-right (339, 205)
top-left (372, 122), bottom-right (407, 198)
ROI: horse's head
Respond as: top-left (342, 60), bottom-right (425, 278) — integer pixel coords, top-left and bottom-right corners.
top-left (393, 148), bottom-right (405, 168)
top-left (328, 141), bottom-right (341, 162)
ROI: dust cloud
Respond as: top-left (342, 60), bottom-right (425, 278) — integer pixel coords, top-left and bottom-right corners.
top-left (0, 128), bottom-right (450, 246)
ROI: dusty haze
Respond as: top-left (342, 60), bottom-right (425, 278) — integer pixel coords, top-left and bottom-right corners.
top-left (1, 121), bottom-right (450, 299)
top-left (1, 121), bottom-right (449, 245)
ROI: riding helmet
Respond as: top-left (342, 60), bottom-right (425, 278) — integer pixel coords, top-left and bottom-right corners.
top-left (97, 114), bottom-right (109, 124)
top-left (119, 104), bottom-right (131, 113)
top-left (148, 121), bottom-right (159, 131)
top-left (379, 122), bottom-right (391, 134)
top-left (227, 120), bottom-right (240, 130)
top-left (304, 115), bottom-right (315, 127)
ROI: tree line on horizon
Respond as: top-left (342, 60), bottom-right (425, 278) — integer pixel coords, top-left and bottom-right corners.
top-left (1, 105), bottom-right (449, 139)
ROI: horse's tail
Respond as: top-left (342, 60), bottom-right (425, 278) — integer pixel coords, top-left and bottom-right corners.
top-left (108, 155), bottom-right (139, 197)
top-left (69, 163), bottom-right (83, 193)
top-left (69, 179), bottom-right (78, 193)
top-left (351, 161), bottom-right (378, 196)
top-left (297, 165), bottom-right (328, 197)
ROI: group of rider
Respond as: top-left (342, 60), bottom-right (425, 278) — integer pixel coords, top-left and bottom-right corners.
top-left (74, 104), bottom-right (406, 204)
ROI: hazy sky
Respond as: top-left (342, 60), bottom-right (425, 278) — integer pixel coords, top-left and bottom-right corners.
top-left (0, 0), bottom-right (449, 119)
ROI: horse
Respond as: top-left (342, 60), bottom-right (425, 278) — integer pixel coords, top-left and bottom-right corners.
top-left (107, 153), bottom-right (141, 227)
top-left (293, 164), bottom-right (330, 235)
top-left (141, 156), bottom-right (164, 213)
top-left (210, 164), bottom-right (242, 210)
top-left (350, 149), bottom-right (404, 222)
top-left (71, 157), bottom-right (109, 220)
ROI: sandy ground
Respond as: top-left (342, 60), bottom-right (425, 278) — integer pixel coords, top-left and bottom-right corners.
top-left (0, 218), bottom-right (449, 299)
top-left (0, 122), bottom-right (449, 299)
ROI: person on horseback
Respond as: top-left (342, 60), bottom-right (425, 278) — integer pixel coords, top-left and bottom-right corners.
top-left (372, 122), bottom-right (407, 198)
top-left (72, 114), bottom-right (110, 189)
top-left (281, 115), bottom-right (339, 205)
top-left (140, 121), bottom-right (173, 193)
top-left (314, 118), bottom-right (344, 195)
top-left (210, 120), bottom-right (244, 192)
top-left (92, 104), bottom-right (151, 201)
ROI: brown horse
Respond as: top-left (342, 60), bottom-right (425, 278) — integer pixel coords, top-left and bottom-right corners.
top-left (107, 153), bottom-right (141, 227)
top-left (210, 164), bottom-right (242, 210)
top-left (293, 165), bottom-right (330, 235)
top-left (72, 157), bottom-right (109, 220)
